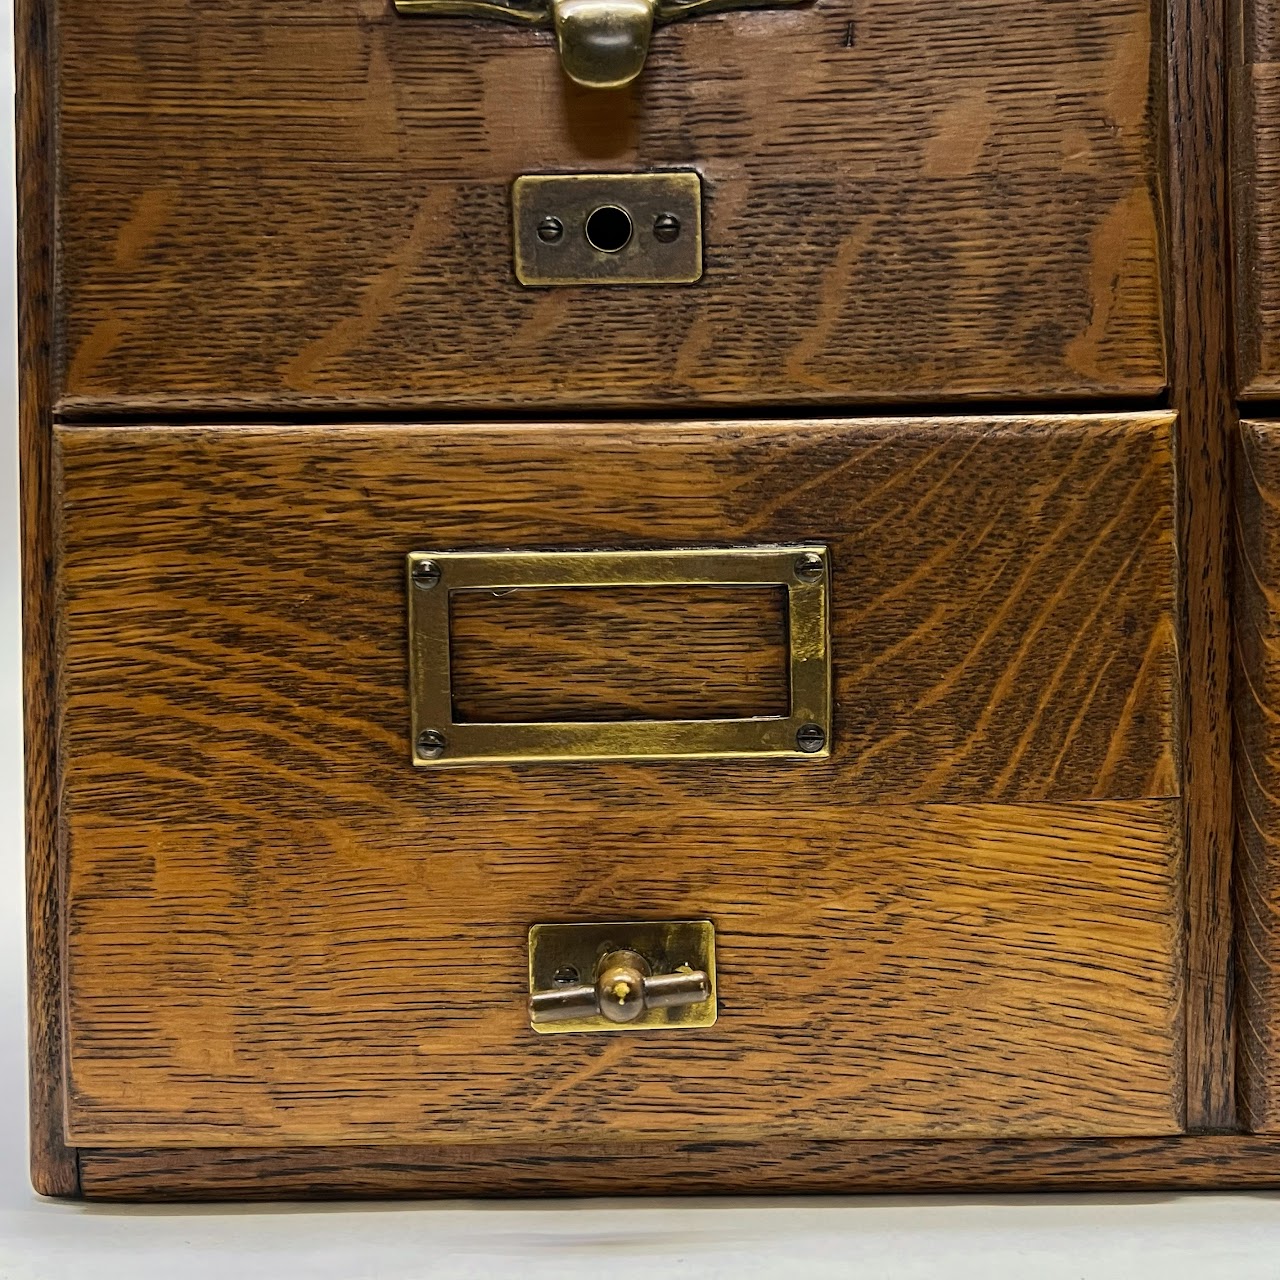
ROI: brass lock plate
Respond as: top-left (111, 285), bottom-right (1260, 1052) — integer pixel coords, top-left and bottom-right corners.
top-left (406, 545), bottom-right (832, 767)
top-left (528, 920), bottom-right (718, 1034)
top-left (512, 173), bottom-right (702, 287)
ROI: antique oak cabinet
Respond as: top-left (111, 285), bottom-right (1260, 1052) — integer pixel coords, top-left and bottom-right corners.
top-left (21, 0), bottom-right (1280, 1198)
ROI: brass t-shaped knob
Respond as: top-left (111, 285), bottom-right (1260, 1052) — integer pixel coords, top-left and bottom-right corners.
top-left (529, 948), bottom-right (711, 1026)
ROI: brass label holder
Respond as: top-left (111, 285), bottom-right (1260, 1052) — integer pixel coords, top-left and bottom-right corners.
top-left (406, 546), bottom-right (832, 768)
top-left (528, 920), bottom-right (717, 1034)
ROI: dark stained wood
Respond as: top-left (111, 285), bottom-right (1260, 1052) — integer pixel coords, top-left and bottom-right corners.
top-left (53, 417), bottom-right (1184, 1149)
top-left (17, 0), bottom-right (79, 1198)
top-left (77, 1134), bottom-right (1280, 1200)
top-left (449, 586), bottom-right (789, 723)
top-left (1234, 0), bottom-right (1280, 394)
top-left (51, 0), bottom-right (1166, 412)
top-left (1171, 0), bottom-right (1237, 1129)
top-left (1234, 420), bottom-right (1280, 1130)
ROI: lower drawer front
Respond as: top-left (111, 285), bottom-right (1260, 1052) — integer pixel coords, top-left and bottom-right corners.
top-left (1237, 420), bottom-right (1280, 1131)
top-left (56, 414), bottom-right (1183, 1147)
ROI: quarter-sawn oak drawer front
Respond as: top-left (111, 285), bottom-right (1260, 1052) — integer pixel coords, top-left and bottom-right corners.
top-left (56, 415), bottom-right (1182, 1147)
top-left (54, 0), bottom-right (1165, 413)
top-left (1233, 0), bottom-right (1280, 396)
top-left (1235, 420), bottom-right (1280, 1131)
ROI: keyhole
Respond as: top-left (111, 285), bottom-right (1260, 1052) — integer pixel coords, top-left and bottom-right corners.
top-left (584, 205), bottom-right (634, 253)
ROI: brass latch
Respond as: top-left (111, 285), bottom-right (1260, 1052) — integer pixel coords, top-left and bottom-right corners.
top-left (528, 920), bottom-right (717, 1034)
top-left (393, 0), bottom-right (808, 90)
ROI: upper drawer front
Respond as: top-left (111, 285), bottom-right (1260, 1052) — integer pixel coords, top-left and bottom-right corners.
top-left (1233, 0), bottom-right (1280, 394)
top-left (57, 414), bottom-right (1182, 1148)
top-left (55, 0), bottom-right (1166, 412)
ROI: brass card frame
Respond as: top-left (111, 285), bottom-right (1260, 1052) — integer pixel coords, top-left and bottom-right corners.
top-left (406, 546), bottom-right (831, 767)
top-left (527, 920), bottom-right (718, 1035)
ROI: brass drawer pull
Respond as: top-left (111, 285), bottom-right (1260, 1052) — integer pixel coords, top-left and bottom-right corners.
top-left (528, 920), bottom-right (718, 1034)
top-left (406, 545), bottom-right (832, 769)
top-left (393, 0), bottom-right (808, 90)
top-left (530, 949), bottom-right (710, 1025)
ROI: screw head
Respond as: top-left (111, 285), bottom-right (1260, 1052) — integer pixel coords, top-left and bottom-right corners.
top-left (653, 213), bottom-right (681, 244)
top-left (411, 559), bottom-right (441, 589)
top-left (537, 215), bottom-right (564, 244)
top-left (796, 723), bottom-right (827, 754)
top-left (794, 552), bottom-right (825, 583)
top-left (416, 729), bottom-right (447, 759)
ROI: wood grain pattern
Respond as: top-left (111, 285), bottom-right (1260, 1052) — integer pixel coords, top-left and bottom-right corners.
top-left (1234, 420), bottom-right (1280, 1130)
top-left (55, 416), bottom-right (1181, 810)
top-left (52, 0), bottom-right (1166, 412)
top-left (449, 586), bottom-right (789, 722)
top-left (77, 1135), bottom-right (1280, 1201)
top-left (1234, 0), bottom-right (1280, 394)
top-left (18, 0), bottom-right (79, 1197)
top-left (62, 798), bottom-right (1183, 1147)
top-left (1172, 0), bottom-right (1237, 1129)
top-left (53, 416), bottom-right (1184, 1148)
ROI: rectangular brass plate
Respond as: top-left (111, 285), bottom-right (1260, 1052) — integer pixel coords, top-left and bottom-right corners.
top-left (512, 172), bottom-right (703, 286)
top-left (528, 920), bottom-right (718, 1035)
top-left (407, 546), bottom-right (831, 767)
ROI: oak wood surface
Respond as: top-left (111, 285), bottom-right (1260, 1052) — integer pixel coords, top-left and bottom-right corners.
top-left (1171, 0), bottom-right (1237, 1129)
top-left (77, 1135), bottom-right (1280, 1201)
top-left (449, 586), bottom-right (789, 723)
top-left (52, 0), bottom-right (1166, 412)
top-left (54, 416), bottom-right (1184, 1148)
top-left (1234, 0), bottom-right (1280, 394)
top-left (17, 0), bottom-right (79, 1197)
top-left (62, 796), bottom-right (1184, 1147)
top-left (1234, 420), bottom-right (1280, 1130)
top-left (55, 416), bottom-right (1180, 811)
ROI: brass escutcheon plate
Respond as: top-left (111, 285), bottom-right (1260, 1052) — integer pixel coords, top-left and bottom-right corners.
top-left (528, 920), bottom-right (718, 1034)
top-left (512, 172), bottom-right (703, 286)
top-left (406, 545), bottom-right (832, 767)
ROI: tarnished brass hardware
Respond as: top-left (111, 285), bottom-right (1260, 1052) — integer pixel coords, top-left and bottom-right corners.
top-left (513, 173), bottom-right (702, 287)
top-left (393, 0), bottom-right (807, 90)
top-left (406, 545), bottom-right (832, 767)
top-left (554, 0), bottom-right (653, 88)
top-left (528, 921), bottom-right (717, 1034)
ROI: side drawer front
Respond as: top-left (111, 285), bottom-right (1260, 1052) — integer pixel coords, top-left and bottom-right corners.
top-left (1236, 420), bottom-right (1280, 1128)
top-left (55, 0), bottom-right (1165, 411)
top-left (57, 414), bottom-right (1183, 1147)
top-left (1235, 1), bottom-right (1280, 395)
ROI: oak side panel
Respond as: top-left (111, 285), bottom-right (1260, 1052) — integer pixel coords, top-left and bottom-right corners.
top-left (78, 1135), bottom-right (1280, 1201)
top-left (55, 416), bottom-right (1183, 1147)
top-left (449, 586), bottom-right (789, 723)
top-left (53, 0), bottom-right (1166, 411)
top-left (1235, 420), bottom-right (1280, 1129)
top-left (1171, 0), bottom-right (1237, 1127)
top-left (17, 0), bottom-right (78, 1196)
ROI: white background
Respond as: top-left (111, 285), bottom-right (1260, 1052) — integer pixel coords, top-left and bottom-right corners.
top-left (2, 6), bottom-right (1280, 1277)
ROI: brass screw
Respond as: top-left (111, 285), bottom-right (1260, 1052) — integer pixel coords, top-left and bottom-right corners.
top-left (794, 552), bottom-right (825, 582)
top-left (416, 729), bottom-right (447, 759)
top-left (653, 213), bottom-right (681, 244)
top-left (537, 215), bottom-right (565, 243)
top-left (411, 559), bottom-right (441, 589)
top-left (796, 723), bottom-right (826, 754)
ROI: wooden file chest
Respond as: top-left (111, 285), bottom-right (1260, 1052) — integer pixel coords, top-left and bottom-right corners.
top-left (18, 0), bottom-right (1280, 1197)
